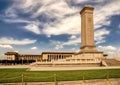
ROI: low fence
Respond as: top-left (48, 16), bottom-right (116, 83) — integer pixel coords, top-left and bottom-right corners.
top-left (0, 71), bottom-right (118, 85)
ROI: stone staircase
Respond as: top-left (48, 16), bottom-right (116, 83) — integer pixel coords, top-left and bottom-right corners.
top-left (104, 59), bottom-right (120, 66)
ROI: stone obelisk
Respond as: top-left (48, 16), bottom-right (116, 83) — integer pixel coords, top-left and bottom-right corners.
top-left (80, 5), bottom-right (97, 52)
top-left (78, 5), bottom-right (106, 60)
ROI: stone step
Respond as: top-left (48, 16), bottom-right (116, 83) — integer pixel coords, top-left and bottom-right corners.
top-left (104, 59), bottom-right (120, 66)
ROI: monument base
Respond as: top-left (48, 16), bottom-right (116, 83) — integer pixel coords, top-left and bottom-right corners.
top-left (80, 45), bottom-right (98, 52)
top-left (63, 51), bottom-right (106, 64)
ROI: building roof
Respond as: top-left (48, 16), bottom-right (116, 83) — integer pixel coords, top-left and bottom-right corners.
top-left (20, 54), bottom-right (41, 57)
top-left (42, 52), bottom-right (75, 54)
top-left (4, 52), bottom-right (41, 57)
top-left (5, 51), bottom-right (74, 57)
top-left (4, 52), bottom-right (19, 55)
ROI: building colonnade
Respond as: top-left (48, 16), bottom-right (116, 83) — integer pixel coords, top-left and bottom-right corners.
top-left (47, 54), bottom-right (72, 61)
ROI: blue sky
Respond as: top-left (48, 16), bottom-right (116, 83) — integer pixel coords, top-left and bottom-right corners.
top-left (0, 0), bottom-right (120, 59)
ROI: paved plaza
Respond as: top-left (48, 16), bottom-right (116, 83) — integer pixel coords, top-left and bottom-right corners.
top-left (0, 65), bottom-right (120, 71)
top-left (29, 66), bottom-right (120, 71)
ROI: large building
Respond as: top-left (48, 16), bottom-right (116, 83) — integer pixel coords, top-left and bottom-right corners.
top-left (5, 52), bottom-right (74, 61)
top-left (5, 52), bottom-right (19, 60)
top-left (5, 52), bottom-right (42, 60)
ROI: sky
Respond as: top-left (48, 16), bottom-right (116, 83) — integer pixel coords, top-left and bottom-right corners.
top-left (0, 0), bottom-right (120, 59)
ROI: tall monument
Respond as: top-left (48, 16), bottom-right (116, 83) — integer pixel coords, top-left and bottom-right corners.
top-left (78, 5), bottom-right (106, 60)
top-left (80, 6), bottom-right (97, 52)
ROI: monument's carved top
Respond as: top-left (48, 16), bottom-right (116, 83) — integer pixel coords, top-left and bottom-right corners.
top-left (80, 5), bottom-right (94, 14)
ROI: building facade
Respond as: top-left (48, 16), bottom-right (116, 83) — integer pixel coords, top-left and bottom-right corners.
top-left (5, 52), bottom-right (19, 60)
top-left (42, 52), bottom-right (74, 61)
top-left (4, 52), bottom-right (74, 61)
top-left (5, 52), bottom-right (42, 61)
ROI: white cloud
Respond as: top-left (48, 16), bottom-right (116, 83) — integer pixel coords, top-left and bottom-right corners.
top-left (50, 40), bottom-right (63, 50)
top-left (94, 0), bottom-right (120, 29)
top-left (3, 18), bottom-right (31, 24)
top-left (107, 51), bottom-right (115, 55)
top-left (3, 0), bottom-right (119, 35)
top-left (43, 14), bottom-right (80, 36)
top-left (3, 16), bottom-right (41, 34)
top-left (4, 18), bottom-right (41, 35)
top-left (3, 0), bottom-right (120, 35)
top-left (97, 45), bottom-right (118, 57)
top-left (50, 36), bottom-right (80, 50)
top-left (3, 0), bottom-right (80, 36)
top-left (31, 47), bottom-right (37, 50)
top-left (70, 35), bottom-right (77, 40)
top-left (95, 28), bottom-right (110, 44)
top-left (31, 0), bottom-right (78, 18)
top-left (71, 48), bottom-right (79, 52)
top-left (24, 22), bottom-right (41, 34)
top-left (0, 37), bottom-right (36, 45)
top-left (55, 44), bottom-right (63, 50)
top-left (63, 37), bottom-right (80, 46)
top-left (116, 24), bottom-right (120, 34)
top-left (5, 5), bottom-right (18, 18)
top-left (0, 44), bottom-right (13, 49)
top-left (14, 50), bottom-right (19, 53)
top-left (98, 46), bottom-right (116, 51)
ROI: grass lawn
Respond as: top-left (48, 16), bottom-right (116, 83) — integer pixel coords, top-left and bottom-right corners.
top-left (0, 68), bottom-right (120, 83)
